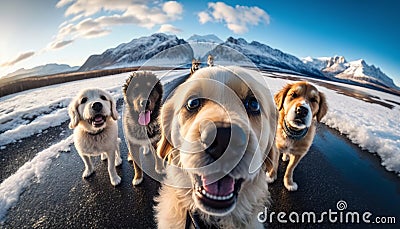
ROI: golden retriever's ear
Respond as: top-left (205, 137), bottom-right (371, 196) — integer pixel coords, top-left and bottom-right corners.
top-left (157, 134), bottom-right (174, 161)
top-left (157, 101), bottom-right (174, 161)
top-left (274, 84), bottom-right (292, 111)
top-left (68, 100), bottom-right (80, 129)
top-left (110, 95), bottom-right (119, 120)
top-left (317, 91), bottom-right (328, 122)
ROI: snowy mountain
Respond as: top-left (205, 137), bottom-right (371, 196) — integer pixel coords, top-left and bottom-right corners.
top-left (2, 64), bottom-right (78, 81)
top-left (187, 34), bottom-right (223, 60)
top-left (302, 56), bottom-right (398, 89)
top-left (187, 34), bottom-right (223, 43)
top-left (79, 33), bottom-right (193, 71)
top-left (207, 37), bottom-right (323, 77)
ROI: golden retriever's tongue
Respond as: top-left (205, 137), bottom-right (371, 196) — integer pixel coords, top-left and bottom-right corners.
top-left (202, 176), bottom-right (234, 196)
top-left (138, 111), bottom-right (151, 126)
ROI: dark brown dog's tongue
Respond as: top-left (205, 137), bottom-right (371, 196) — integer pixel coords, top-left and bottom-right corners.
top-left (138, 111), bottom-right (151, 126)
top-left (202, 176), bottom-right (235, 196)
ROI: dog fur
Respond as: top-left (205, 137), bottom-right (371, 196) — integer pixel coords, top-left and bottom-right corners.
top-left (68, 88), bottom-right (122, 186)
top-left (122, 71), bottom-right (164, 185)
top-left (207, 54), bottom-right (214, 67)
top-left (154, 66), bottom-right (277, 228)
top-left (267, 81), bottom-right (328, 191)
top-left (190, 58), bottom-right (201, 76)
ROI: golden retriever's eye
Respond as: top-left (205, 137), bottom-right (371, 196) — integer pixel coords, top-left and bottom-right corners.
top-left (80, 97), bottom-right (88, 104)
top-left (245, 97), bottom-right (260, 115)
top-left (186, 98), bottom-right (201, 111)
top-left (100, 95), bottom-right (107, 101)
top-left (291, 92), bottom-right (298, 98)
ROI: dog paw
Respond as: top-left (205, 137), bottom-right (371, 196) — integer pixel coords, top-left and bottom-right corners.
top-left (282, 154), bottom-right (289, 162)
top-left (101, 153), bottom-right (108, 161)
top-left (115, 156), bottom-right (122, 167)
top-left (82, 168), bottom-right (94, 178)
top-left (110, 175), bottom-right (121, 186)
top-left (284, 181), bottom-right (298, 191)
top-left (132, 177), bottom-right (143, 186)
top-left (265, 172), bottom-right (276, 183)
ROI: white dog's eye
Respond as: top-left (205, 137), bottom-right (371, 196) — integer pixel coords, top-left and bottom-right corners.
top-left (186, 98), bottom-right (201, 111)
top-left (100, 95), bottom-right (107, 101)
top-left (80, 97), bottom-right (88, 104)
top-left (245, 97), bottom-right (260, 115)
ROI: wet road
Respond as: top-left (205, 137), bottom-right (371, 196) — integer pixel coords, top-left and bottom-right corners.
top-left (1, 73), bottom-right (399, 228)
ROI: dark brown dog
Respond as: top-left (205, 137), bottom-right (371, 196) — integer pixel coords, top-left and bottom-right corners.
top-left (122, 71), bottom-right (164, 185)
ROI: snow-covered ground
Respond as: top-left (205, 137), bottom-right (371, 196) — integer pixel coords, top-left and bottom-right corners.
top-left (0, 67), bottom-right (399, 222)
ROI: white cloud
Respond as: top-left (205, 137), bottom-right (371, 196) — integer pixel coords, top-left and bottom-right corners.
top-left (197, 2), bottom-right (270, 34)
top-left (158, 24), bottom-right (182, 34)
top-left (0, 51), bottom-right (35, 67)
top-left (50, 0), bottom-right (184, 50)
top-left (198, 11), bottom-right (212, 24)
top-left (163, 1), bottom-right (183, 17)
top-left (48, 40), bottom-right (74, 50)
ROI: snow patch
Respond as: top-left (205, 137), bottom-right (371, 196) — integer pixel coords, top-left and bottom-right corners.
top-left (0, 135), bottom-right (73, 223)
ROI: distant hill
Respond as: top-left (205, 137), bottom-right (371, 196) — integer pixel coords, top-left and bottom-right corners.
top-left (79, 33), bottom-right (193, 71)
top-left (303, 56), bottom-right (399, 89)
top-left (187, 34), bottom-right (223, 43)
top-left (207, 37), bottom-right (323, 78)
top-left (1, 63), bottom-right (78, 82)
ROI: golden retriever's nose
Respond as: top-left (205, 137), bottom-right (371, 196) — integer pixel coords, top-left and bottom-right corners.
top-left (201, 123), bottom-right (246, 160)
top-left (92, 102), bottom-right (103, 112)
top-left (296, 106), bottom-right (308, 118)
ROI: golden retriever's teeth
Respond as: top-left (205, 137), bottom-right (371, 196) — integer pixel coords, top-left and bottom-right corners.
top-left (199, 188), bottom-right (234, 201)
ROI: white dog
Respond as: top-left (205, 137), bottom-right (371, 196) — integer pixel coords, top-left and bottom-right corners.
top-left (68, 88), bottom-right (122, 186)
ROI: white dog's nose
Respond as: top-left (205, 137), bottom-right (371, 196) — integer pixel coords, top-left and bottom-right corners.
top-left (201, 123), bottom-right (246, 160)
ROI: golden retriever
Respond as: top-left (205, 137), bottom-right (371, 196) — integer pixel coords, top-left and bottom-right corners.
top-left (154, 66), bottom-right (277, 228)
top-left (207, 54), bottom-right (214, 67)
top-left (267, 81), bottom-right (328, 191)
top-left (190, 58), bottom-right (201, 76)
top-left (68, 88), bottom-right (122, 186)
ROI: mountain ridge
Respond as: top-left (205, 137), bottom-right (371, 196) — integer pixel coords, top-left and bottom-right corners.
top-left (302, 56), bottom-right (398, 89)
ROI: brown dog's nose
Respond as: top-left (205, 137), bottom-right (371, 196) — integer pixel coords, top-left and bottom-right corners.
top-left (201, 123), bottom-right (246, 160)
top-left (140, 99), bottom-right (150, 109)
top-left (296, 106), bottom-right (308, 118)
top-left (92, 102), bottom-right (103, 112)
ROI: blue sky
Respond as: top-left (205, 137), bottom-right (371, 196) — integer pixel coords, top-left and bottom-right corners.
top-left (0, 0), bottom-right (399, 85)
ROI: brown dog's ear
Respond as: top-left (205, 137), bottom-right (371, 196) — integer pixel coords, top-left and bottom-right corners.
top-left (68, 99), bottom-right (80, 129)
top-left (317, 91), bottom-right (328, 122)
top-left (156, 101), bottom-right (174, 161)
top-left (274, 84), bottom-right (292, 111)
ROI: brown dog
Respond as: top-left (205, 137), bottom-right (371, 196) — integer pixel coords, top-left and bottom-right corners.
top-left (122, 71), bottom-right (164, 185)
top-left (267, 81), bottom-right (327, 191)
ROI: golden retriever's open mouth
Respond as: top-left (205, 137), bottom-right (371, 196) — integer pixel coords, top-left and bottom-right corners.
top-left (88, 114), bottom-right (106, 128)
top-left (194, 174), bottom-right (243, 216)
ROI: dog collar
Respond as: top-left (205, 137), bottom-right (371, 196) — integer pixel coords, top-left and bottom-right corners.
top-left (87, 128), bottom-right (105, 136)
top-left (283, 119), bottom-right (308, 140)
top-left (185, 211), bottom-right (218, 229)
